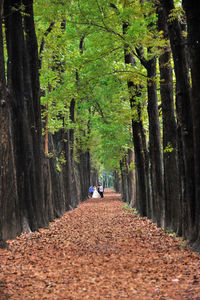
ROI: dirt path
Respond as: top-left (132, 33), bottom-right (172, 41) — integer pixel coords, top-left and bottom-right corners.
top-left (0, 190), bottom-right (200, 299)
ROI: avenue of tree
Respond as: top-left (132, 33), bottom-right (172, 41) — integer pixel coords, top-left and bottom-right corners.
top-left (0, 0), bottom-right (200, 250)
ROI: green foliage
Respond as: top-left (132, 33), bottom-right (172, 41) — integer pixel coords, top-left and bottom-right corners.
top-left (168, 6), bottom-right (186, 23)
top-left (166, 229), bottom-right (176, 237)
top-left (33, 0), bottom-right (164, 172)
top-left (164, 143), bottom-right (174, 153)
top-left (122, 204), bottom-right (140, 215)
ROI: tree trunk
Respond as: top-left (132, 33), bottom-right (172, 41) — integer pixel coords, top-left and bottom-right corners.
top-left (23, 0), bottom-right (47, 227)
top-left (127, 148), bottom-right (136, 207)
top-left (131, 105), bottom-right (150, 216)
top-left (123, 23), bottom-right (150, 216)
top-left (0, 12), bottom-right (19, 245)
top-left (113, 171), bottom-right (121, 194)
top-left (182, 0), bottom-right (200, 248)
top-left (77, 148), bottom-right (91, 201)
top-left (75, 37), bottom-right (91, 202)
top-left (4, 0), bottom-right (47, 232)
top-left (69, 98), bottom-right (78, 207)
top-left (160, 0), bottom-right (195, 240)
top-left (120, 157), bottom-right (129, 203)
top-left (47, 133), bottom-right (66, 217)
top-left (158, 6), bottom-right (180, 232)
top-left (146, 57), bottom-right (164, 227)
top-left (119, 150), bottom-right (136, 205)
top-left (90, 168), bottom-right (99, 187)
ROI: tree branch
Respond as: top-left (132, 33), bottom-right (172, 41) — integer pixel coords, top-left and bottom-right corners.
top-left (94, 100), bottom-right (110, 124)
top-left (39, 22), bottom-right (55, 68)
top-left (135, 47), bottom-right (148, 68)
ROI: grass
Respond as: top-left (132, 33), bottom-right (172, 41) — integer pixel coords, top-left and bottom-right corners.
top-left (122, 204), bottom-right (140, 216)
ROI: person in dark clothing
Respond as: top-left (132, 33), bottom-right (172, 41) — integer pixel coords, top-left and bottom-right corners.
top-left (89, 186), bottom-right (94, 197)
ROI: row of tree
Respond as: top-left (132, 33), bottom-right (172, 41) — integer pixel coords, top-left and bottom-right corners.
top-left (0, 0), bottom-right (200, 251)
top-left (0, 0), bottom-right (96, 247)
top-left (114, 0), bottom-right (200, 250)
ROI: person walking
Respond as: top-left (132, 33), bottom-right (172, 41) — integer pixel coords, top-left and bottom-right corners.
top-left (99, 184), bottom-right (104, 198)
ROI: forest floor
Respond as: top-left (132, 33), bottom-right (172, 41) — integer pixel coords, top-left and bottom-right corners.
top-left (0, 190), bottom-right (200, 300)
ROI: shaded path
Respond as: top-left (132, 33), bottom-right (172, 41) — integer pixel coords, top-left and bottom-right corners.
top-left (0, 190), bottom-right (200, 299)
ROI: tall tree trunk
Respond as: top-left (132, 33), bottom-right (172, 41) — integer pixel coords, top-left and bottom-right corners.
top-left (69, 98), bottom-right (78, 207)
top-left (0, 11), bottom-right (19, 245)
top-left (160, 0), bottom-right (195, 240)
top-left (120, 157), bottom-right (129, 203)
top-left (131, 118), bottom-right (150, 216)
top-left (63, 128), bottom-right (75, 209)
top-left (158, 6), bottom-right (180, 232)
top-left (77, 148), bottom-right (91, 201)
top-left (4, 0), bottom-right (46, 232)
top-left (76, 37), bottom-right (91, 201)
top-left (23, 0), bottom-right (47, 227)
top-left (123, 23), bottom-right (150, 217)
top-left (48, 133), bottom-right (66, 217)
top-left (113, 170), bottom-right (121, 194)
top-left (5, 0), bottom-right (35, 231)
top-left (110, 3), bottom-right (150, 216)
top-left (119, 150), bottom-right (135, 205)
top-left (136, 46), bottom-right (164, 223)
top-left (182, 0), bottom-right (200, 248)
top-left (127, 148), bottom-right (136, 207)
top-left (90, 168), bottom-right (99, 187)
top-left (146, 57), bottom-right (164, 227)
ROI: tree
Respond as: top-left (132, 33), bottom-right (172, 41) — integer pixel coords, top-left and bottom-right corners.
top-left (3, 0), bottom-right (48, 231)
top-left (182, 0), bottom-right (200, 248)
top-left (157, 4), bottom-right (180, 232)
top-left (160, 0), bottom-right (195, 240)
top-left (0, 0), bottom-right (18, 247)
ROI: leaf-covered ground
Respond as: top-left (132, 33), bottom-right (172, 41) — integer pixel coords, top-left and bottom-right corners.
top-left (0, 190), bottom-right (200, 299)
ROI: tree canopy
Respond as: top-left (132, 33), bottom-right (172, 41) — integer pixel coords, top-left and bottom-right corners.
top-left (34, 0), bottom-right (162, 175)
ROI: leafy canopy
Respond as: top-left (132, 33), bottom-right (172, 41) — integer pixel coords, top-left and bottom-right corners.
top-left (34, 0), bottom-right (162, 172)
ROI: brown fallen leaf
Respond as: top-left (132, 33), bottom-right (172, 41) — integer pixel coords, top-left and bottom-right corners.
top-left (0, 189), bottom-right (200, 299)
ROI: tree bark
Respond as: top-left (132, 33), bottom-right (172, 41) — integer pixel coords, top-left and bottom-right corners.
top-left (77, 148), bottom-right (91, 201)
top-left (123, 23), bottom-right (150, 217)
top-left (0, 11), bottom-right (19, 245)
top-left (127, 148), bottom-right (136, 207)
top-left (120, 156), bottom-right (129, 203)
top-left (119, 150), bottom-right (135, 205)
top-left (69, 98), bottom-right (79, 206)
top-left (113, 170), bottom-right (121, 194)
top-left (182, 0), bottom-right (200, 248)
top-left (146, 56), bottom-right (164, 227)
top-left (4, 0), bottom-right (47, 232)
top-left (158, 6), bottom-right (180, 232)
top-left (75, 37), bottom-right (91, 202)
top-left (160, 0), bottom-right (195, 239)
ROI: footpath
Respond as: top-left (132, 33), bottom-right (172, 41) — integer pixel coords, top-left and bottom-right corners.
top-left (0, 190), bottom-right (200, 299)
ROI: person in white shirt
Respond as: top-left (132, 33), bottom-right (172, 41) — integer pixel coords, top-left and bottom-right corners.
top-left (98, 185), bottom-right (104, 198)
